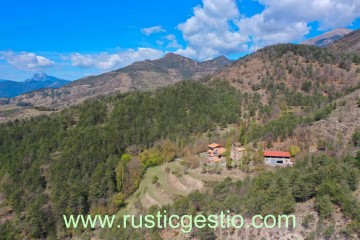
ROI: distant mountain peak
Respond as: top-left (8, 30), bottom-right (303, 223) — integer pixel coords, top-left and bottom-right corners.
top-left (30, 72), bottom-right (48, 81)
top-left (25, 72), bottom-right (67, 83)
top-left (34, 72), bottom-right (47, 77)
top-left (26, 72), bottom-right (49, 82)
top-left (303, 28), bottom-right (353, 47)
top-left (0, 73), bottom-right (70, 98)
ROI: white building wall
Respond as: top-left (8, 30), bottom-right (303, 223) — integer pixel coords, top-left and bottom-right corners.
top-left (264, 156), bottom-right (292, 166)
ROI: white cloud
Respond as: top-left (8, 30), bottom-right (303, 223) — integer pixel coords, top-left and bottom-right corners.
top-left (255, 0), bottom-right (360, 30)
top-left (0, 51), bottom-right (55, 71)
top-left (70, 48), bottom-right (164, 70)
top-left (164, 34), bottom-right (181, 48)
top-left (141, 25), bottom-right (166, 35)
top-left (177, 0), bottom-right (248, 60)
top-left (156, 40), bottom-right (164, 46)
top-left (238, 15), bottom-right (310, 51)
top-left (176, 0), bottom-right (360, 59)
top-left (237, 0), bottom-right (360, 49)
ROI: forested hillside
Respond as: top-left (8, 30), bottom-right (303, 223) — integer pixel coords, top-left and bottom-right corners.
top-left (0, 80), bottom-right (246, 238)
top-left (213, 44), bottom-right (360, 105)
top-left (1, 44), bottom-right (360, 239)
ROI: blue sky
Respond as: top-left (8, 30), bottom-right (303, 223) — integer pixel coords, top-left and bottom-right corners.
top-left (0, 0), bottom-right (359, 81)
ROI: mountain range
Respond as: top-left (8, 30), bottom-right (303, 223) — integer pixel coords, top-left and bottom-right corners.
top-left (12, 54), bottom-right (232, 107)
top-left (2, 28), bottom-right (358, 106)
top-left (0, 73), bottom-right (69, 98)
top-left (7, 28), bottom-right (359, 108)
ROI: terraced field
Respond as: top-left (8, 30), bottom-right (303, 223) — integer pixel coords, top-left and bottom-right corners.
top-left (119, 160), bottom-right (251, 216)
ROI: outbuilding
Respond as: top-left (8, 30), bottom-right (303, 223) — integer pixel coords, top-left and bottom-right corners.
top-left (264, 150), bottom-right (293, 166)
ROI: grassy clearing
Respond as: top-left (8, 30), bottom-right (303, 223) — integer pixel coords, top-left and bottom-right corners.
top-left (0, 104), bottom-right (21, 112)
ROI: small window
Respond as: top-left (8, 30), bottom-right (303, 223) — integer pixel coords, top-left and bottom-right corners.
top-left (277, 160), bottom-right (283, 164)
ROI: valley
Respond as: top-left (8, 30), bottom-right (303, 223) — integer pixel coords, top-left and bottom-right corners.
top-left (1, 30), bottom-right (360, 240)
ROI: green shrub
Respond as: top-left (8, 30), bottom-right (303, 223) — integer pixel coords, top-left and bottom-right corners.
top-left (313, 103), bottom-right (336, 121)
top-left (152, 175), bottom-right (159, 184)
top-left (301, 81), bottom-right (312, 93)
top-left (112, 193), bottom-right (125, 208)
top-left (323, 225), bottom-right (335, 240)
top-left (302, 214), bottom-right (314, 228)
top-left (353, 130), bottom-right (360, 147)
top-left (316, 195), bottom-right (333, 218)
top-left (16, 102), bottom-right (32, 107)
top-left (317, 139), bottom-right (327, 151)
top-left (139, 148), bottom-right (162, 168)
top-left (289, 145), bottom-right (300, 157)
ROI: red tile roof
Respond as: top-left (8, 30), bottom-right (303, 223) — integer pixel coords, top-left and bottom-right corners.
top-left (217, 148), bottom-right (226, 154)
top-left (208, 143), bottom-right (222, 148)
top-left (264, 150), bottom-right (291, 158)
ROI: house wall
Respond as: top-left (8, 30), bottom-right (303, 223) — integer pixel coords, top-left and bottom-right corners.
top-left (230, 144), bottom-right (244, 161)
top-left (230, 148), bottom-right (244, 161)
top-left (264, 156), bottom-right (292, 166)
